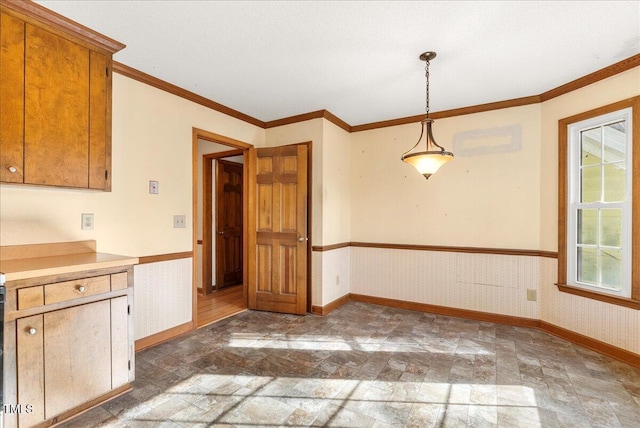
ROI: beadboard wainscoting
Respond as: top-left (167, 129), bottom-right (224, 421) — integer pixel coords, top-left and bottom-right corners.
top-left (312, 246), bottom-right (351, 311)
top-left (350, 246), bottom-right (548, 320)
top-left (133, 257), bottom-right (193, 340)
top-left (542, 276), bottom-right (640, 355)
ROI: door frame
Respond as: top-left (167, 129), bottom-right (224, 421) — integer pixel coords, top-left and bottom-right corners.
top-left (192, 129), bottom-right (314, 326)
top-left (192, 128), bottom-right (252, 326)
top-left (202, 151), bottom-right (243, 295)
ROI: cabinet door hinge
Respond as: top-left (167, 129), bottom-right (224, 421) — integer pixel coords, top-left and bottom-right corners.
top-left (127, 304), bottom-right (130, 315)
top-left (128, 360), bottom-right (131, 370)
top-left (106, 67), bottom-right (109, 77)
top-left (105, 170), bottom-right (109, 180)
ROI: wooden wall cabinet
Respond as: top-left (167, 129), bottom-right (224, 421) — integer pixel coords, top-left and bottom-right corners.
top-left (0, 1), bottom-right (125, 190)
top-left (4, 266), bottom-right (135, 428)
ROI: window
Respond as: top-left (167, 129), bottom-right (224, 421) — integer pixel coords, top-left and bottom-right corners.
top-left (558, 97), bottom-right (639, 309)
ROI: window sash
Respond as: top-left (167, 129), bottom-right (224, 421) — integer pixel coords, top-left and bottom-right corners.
top-left (566, 108), bottom-right (632, 298)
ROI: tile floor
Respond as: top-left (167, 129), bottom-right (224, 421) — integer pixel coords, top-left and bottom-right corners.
top-left (61, 302), bottom-right (640, 427)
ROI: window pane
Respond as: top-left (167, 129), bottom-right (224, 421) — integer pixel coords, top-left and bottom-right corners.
top-left (581, 165), bottom-right (601, 203)
top-left (601, 208), bottom-right (622, 247)
top-left (577, 209), bottom-right (597, 245)
top-left (577, 247), bottom-right (597, 285)
top-left (603, 120), bottom-right (625, 163)
top-left (581, 127), bottom-right (601, 166)
top-left (601, 249), bottom-right (622, 290)
top-left (603, 162), bottom-right (626, 202)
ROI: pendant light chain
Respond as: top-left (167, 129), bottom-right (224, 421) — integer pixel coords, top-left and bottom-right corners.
top-left (425, 58), bottom-right (430, 116)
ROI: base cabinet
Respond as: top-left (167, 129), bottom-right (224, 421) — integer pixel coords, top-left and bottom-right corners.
top-left (4, 267), bottom-right (134, 428)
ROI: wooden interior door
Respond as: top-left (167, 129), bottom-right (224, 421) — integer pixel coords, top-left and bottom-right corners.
top-left (248, 144), bottom-right (308, 315)
top-left (216, 160), bottom-right (244, 289)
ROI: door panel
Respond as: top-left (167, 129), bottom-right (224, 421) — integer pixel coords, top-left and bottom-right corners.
top-left (216, 160), bottom-right (243, 289)
top-left (249, 144), bottom-right (308, 315)
top-left (25, 24), bottom-right (90, 187)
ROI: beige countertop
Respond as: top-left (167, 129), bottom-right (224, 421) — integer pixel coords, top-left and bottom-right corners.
top-left (0, 240), bottom-right (138, 282)
top-left (0, 252), bottom-right (139, 282)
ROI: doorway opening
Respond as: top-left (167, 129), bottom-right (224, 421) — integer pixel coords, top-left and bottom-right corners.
top-left (192, 129), bottom-right (251, 328)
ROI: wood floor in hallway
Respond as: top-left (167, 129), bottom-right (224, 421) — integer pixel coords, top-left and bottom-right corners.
top-left (197, 284), bottom-right (246, 328)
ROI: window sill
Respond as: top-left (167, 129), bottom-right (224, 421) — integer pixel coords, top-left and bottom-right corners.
top-left (556, 283), bottom-right (640, 310)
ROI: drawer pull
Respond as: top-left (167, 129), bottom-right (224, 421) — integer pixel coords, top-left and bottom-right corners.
top-left (28, 327), bottom-right (37, 335)
top-left (77, 285), bottom-right (87, 293)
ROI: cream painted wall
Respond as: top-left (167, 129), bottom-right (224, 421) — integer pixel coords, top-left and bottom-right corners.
top-left (345, 66), bottom-right (640, 354)
top-left (537, 68), bottom-right (640, 353)
top-left (0, 74), bottom-right (265, 341)
top-left (350, 104), bottom-right (542, 249)
top-left (0, 74), bottom-right (265, 256)
top-left (539, 67), bottom-right (640, 251)
top-left (321, 121), bottom-right (351, 245)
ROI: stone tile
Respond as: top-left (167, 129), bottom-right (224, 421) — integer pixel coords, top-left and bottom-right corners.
top-left (312, 402), bottom-right (377, 427)
top-left (406, 402), bottom-right (443, 427)
top-left (219, 396), bottom-right (296, 425)
top-left (56, 302), bottom-right (640, 428)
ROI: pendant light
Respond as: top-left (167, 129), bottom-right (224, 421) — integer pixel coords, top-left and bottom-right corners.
top-left (401, 51), bottom-right (453, 179)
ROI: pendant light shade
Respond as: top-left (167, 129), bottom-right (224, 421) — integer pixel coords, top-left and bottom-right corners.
top-left (401, 52), bottom-right (454, 179)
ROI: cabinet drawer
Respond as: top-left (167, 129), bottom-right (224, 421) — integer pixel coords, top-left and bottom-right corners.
top-left (45, 275), bottom-right (111, 305)
top-left (18, 285), bottom-right (44, 309)
top-left (111, 272), bottom-right (128, 290)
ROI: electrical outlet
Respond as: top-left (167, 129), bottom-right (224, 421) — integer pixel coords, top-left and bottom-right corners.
top-left (81, 213), bottom-right (94, 230)
top-left (527, 289), bottom-right (537, 301)
top-left (173, 215), bottom-right (186, 228)
top-left (149, 180), bottom-right (159, 194)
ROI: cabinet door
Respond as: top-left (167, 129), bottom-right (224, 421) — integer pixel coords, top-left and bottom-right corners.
top-left (111, 296), bottom-right (130, 388)
top-left (17, 314), bottom-right (45, 427)
top-left (89, 51), bottom-right (109, 190)
top-left (0, 12), bottom-right (25, 183)
top-left (44, 300), bottom-right (111, 419)
top-left (24, 24), bottom-right (90, 188)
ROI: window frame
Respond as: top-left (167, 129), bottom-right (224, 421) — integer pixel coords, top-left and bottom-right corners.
top-left (557, 96), bottom-right (640, 309)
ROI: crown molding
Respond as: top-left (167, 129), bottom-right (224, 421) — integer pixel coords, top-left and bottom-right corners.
top-left (540, 54), bottom-right (640, 102)
top-left (264, 109), bottom-right (352, 133)
top-left (112, 61), bottom-right (265, 129)
top-left (0, 0), bottom-right (125, 53)
top-left (111, 49), bottom-right (640, 133)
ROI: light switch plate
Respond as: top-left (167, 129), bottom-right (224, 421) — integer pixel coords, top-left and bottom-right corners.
top-left (173, 215), bottom-right (186, 228)
top-left (81, 213), bottom-right (94, 230)
top-left (149, 180), bottom-right (159, 194)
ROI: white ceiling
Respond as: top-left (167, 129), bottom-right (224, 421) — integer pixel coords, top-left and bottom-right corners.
top-left (37, 1), bottom-right (640, 126)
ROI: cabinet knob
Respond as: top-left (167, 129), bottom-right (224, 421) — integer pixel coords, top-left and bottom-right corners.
top-left (77, 285), bottom-right (87, 293)
top-left (8, 166), bottom-right (17, 173)
top-left (28, 327), bottom-right (37, 335)
top-left (298, 237), bottom-right (308, 242)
